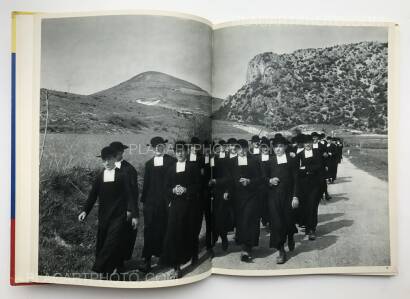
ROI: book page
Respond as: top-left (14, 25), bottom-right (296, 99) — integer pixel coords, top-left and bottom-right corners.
top-left (210, 19), bottom-right (397, 276)
top-left (15, 11), bottom-right (214, 288)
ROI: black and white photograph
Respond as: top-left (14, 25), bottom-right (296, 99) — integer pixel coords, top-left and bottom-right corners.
top-left (34, 12), bottom-right (394, 287)
top-left (211, 22), bottom-right (391, 273)
top-left (38, 13), bottom-right (213, 283)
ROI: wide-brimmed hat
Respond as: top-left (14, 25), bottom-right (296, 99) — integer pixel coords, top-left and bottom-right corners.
top-left (173, 140), bottom-right (188, 152)
top-left (97, 146), bottom-right (116, 160)
top-left (148, 136), bottom-right (168, 147)
top-left (260, 136), bottom-right (270, 146)
top-left (251, 135), bottom-right (260, 143)
top-left (236, 139), bottom-right (249, 149)
top-left (227, 137), bottom-right (237, 144)
top-left (303, 134), bottom-right (313, 143)
top-left (272, 135), bottom-right (289, 146)
top-left (109, 141), bottom-right (129, 152)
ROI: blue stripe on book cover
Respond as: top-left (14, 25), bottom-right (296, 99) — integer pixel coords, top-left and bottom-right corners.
top-left (11, 53), bottom-right (16, 220)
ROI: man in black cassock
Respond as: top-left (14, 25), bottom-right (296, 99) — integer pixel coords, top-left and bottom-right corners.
top-left (311, 133), bottom-right (331, 201)
top-left (78, 146), bottom-right (138, 277)
top-left (326, 136), bottom-right (338, 183)
top-left (140, 137), bottom-right (176, 272)
top-left (229, 139), bottom-right (262, 262)
top-left (250, 135), bottom-right (261, 155)
top-left (209, 141), bottom-right (234, 251)
top-left (161, 141), bottom-right (201, 278)
top-left (109, 141), bottom-right (139, 267)
top-left (258, 137), bottom-right (271, 227)
top-left (297, 134), bottom-right (323, 241)
top-left (188, 136), bottom-right (207, 264)
top-left (263, 136), bottom-right (299, 264)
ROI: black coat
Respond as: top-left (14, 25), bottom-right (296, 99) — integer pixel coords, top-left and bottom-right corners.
top-left (83, 169), bottom-right (136, 274)
top-left (211, 155), bottom-right (234, 236)
top-left (161, 161), bottom-right (201, 266)
top-left (140, 154), bottom-right (176, 258)
top-left (229, 154), bottom-right (262, 247)
top-left (117, 160), bottom-right (139, 260)
top-left (297, 149), bottom-right (323, 230)
top-left (263, 154), bottom-right (299, 249)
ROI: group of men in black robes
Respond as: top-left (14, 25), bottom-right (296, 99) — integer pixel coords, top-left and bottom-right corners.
top-left (78, 132), bottom-right (343, 279)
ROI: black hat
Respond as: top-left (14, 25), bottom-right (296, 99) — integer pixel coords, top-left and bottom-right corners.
top-left (219, 139), bottom-right (226, 146)
top-left (320, 133), bottom-right (326, 138)
top-left (227, 138), bottom-right (237, 144)
top-left (251, 135), bottom-right (260, 143)
top-left (109, 141), bottom-right (129, 152)
top-left (293, 134), bottom-right (304, 144)
top-left (260, 136), bottom-right (270, 146)
top-left (326, 136), bottom-right (332, 140)
top-left (311, 132), bottom-right (319, 137)
top-left (272, 135), bottom-right (288, 146)
top-left (274, 133), bottom-right (283, 138)
top-left (190, 136), bottom-right (201, 145)
top-left (173, 140), bottom-right (188, 152)
top-left (148, 136), bottom-right (168, 147)
top-left (236, 139), bottom-right (249, 149)
top-left (303, 134), bottom-right (313, 143)
top-left (97, 146), bottom-right (116, 160)
top-left (203, 140), bottom-right (211, 147)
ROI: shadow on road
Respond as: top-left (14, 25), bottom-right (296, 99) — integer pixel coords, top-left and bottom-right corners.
top-left (325, 192), bottom-right (349, 203)
top-left (317, 219), bottom-right (354, 235)
top-left (318, 212), bottom-right (344, 223)
top-left (289, 235), bottom-right (339, 259)
top-left (332, 176), bottom-right (352, 184)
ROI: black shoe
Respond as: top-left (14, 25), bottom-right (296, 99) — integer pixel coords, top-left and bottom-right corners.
top-left (240, 253), bottom-right (252, 263)
top-left (138, 261), bottom-right (152, 273)
top-left (308, 231), bottom-right (316, 241)
top-left (222, 238), bottom-right (229, 251)
top-left (276, 249), bottom-right (286, 264)
top-left (191, 255), bottom-right (199, 266)
top-left (325, 194), bottom-right (332, 201)
top-left (288, 236), bottom-right (295, 251)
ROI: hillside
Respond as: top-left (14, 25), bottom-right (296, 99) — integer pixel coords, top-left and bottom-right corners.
top-left (40, 72), bottom-right (211, 135)
top-left (214, 41), bottom-right (388, 133)
top-left (93, 71), bottom-right (211, 115)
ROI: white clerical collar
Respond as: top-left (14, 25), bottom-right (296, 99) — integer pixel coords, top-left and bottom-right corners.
top-left (253, 148), bottom-right (260, 154)
top-left (296, 148), bottom-right (304, 154)
top-left (114, 159), bottom-right (123, 169)
top-left (313, 143), bottom-right (319, 149)
top-left (238, 155), bottom-right (248, 166)
top-left (176, 161), bottom-right (186, 173)
top-left (327, 143), bottom-right (331, 147)
top-left (261, 153), bottom-right (269, 161)
top-left (277, 154), bottom-right (287, 164)
top-left (204, 155), bottom-right (210, 164)
top-left (304, 149), bottom-right (313, 158)
top-left (103, 168), bottom-right (116, 182)
top-left (320, 140), bottom-right (325, 144)
top-left (189, 152), bottom-right (197, 162)
top-left (219, 152), bottom-right (226, 158)
top-left (210, 157), bottom-right (215, 167)
top-left (230, 153), bottom-right (238, 158)
top-left (154, 156), bottom-right (164, 166)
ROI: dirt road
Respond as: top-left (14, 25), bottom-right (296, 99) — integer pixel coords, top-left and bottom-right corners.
top-left (212, 158), bottom-right (391, 270)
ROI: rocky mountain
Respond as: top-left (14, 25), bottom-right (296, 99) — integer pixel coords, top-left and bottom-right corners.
top-left (214, 41), bottom-right (388, 133)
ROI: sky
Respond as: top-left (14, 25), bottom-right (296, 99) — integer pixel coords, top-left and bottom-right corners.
top-left (41, 15), bottom-right (212, 94)
top-left (212, 24), bottom-right (388, 99)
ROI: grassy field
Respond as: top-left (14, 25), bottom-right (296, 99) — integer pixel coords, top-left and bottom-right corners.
top-left (39, 122), bottom-right (211, 278)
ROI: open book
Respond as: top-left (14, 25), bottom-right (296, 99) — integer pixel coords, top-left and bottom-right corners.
top-left (12, 11), bottom-right (397, 288)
